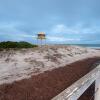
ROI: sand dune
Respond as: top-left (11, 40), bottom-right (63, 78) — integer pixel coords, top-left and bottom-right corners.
top-left (0, 45), bottom-right (100, 85)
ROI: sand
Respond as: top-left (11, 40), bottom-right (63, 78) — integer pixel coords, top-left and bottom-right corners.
top-left (0, 45), bottom-right (100, 85)
top-left (0, 45), bottom-right (100, 100)
top-left (0, 57), bottom-right (100, 100)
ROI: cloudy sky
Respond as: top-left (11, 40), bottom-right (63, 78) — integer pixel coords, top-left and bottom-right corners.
top-left (0, 0), bottom-right (100, 44)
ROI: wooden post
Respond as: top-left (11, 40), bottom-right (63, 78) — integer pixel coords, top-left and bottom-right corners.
top-left (95, 74), bottom-right (100, 100)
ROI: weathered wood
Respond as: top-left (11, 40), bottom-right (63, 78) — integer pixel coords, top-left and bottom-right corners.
top-left (52, 65), bottom-right (100, 100)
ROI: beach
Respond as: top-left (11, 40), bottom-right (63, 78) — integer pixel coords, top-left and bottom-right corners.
top-left (0, 45), bottom-right (100, 85)
top-left (0, 57), bottom-right (100, 100)
top-left (0, 45), bottom-right (100, 100)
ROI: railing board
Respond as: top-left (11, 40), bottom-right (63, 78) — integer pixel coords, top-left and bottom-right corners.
top-left (52, 65), bottom-right (100, 100)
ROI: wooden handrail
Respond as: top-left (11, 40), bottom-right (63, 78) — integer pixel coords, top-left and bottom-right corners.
top-left (52, 65), bottom-right (100, 100)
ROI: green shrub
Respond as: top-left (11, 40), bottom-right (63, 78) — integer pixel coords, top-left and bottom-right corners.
top-left (0, 41), bottom-right (38, 48)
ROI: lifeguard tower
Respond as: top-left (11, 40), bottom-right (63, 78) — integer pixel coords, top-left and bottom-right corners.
top-left (37, 32), bottom-right (46, 46)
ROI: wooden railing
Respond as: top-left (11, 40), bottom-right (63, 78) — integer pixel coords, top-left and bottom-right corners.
top-left (52, 65), bottom-right (100, 100)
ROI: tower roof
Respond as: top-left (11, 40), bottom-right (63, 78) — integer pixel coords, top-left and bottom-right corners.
top-left (38, 32), bottom-right (45, 35)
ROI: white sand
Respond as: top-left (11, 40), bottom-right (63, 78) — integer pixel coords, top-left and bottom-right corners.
top-left (0, 45), bottom-right (100, 85)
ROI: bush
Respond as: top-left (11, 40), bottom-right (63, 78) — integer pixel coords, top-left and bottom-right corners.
top-left (0, 41), bottom-right (38, 48)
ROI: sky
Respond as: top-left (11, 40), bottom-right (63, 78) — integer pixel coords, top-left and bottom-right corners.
top-left (0, 0), bottom-right (100, 44)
